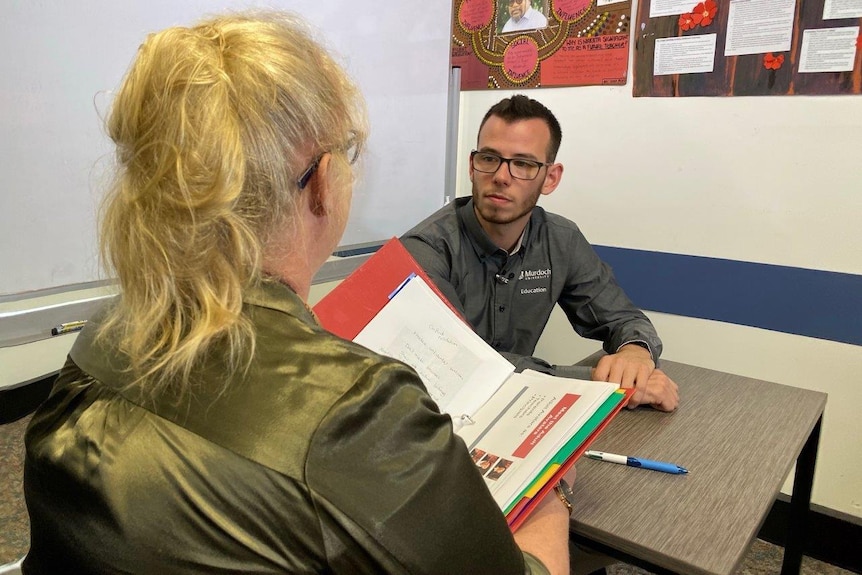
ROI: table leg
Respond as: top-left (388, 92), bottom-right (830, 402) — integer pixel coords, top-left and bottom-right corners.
top-left (781, 416), bottom-right (822, 575)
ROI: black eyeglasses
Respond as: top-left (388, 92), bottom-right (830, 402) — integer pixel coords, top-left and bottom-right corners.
top-left (296, 134), bottom-right (362, 190)
top-left (470, 150), bottom-right (550, 181)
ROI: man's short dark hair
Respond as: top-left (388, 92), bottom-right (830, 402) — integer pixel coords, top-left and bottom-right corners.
top-left (478, 95), bottom-right (563, 162)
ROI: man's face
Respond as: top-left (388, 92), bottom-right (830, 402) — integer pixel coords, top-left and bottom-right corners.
top-left (469, 116), bottom-right (561, 236)
top-left (508, 0), bottom-right (528, 20)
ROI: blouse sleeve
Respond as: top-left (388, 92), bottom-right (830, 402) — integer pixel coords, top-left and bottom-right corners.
top-left (306, 359), bottom-right (549, 575)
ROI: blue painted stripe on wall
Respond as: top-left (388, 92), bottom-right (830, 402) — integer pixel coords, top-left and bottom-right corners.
top-left (593, 246), bottom-right (862, 347)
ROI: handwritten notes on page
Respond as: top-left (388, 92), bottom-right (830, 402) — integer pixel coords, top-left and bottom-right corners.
top-left (354, 276), bottom-right (515, 419)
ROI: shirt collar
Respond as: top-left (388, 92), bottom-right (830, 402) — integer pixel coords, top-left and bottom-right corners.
top-left (509, 227), bottom-right (527, 255)
top-left (246, 278), bottom-right (319, 327)
top-left (70, 279), bottom-right (319, 393)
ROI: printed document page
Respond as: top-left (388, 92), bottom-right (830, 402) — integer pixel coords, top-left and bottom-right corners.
top-left (724, 0), bottom-right (796, 56)
top-left (456, 369), bottom-right (619, 511)
top-left (354, 276), bottom-right (515, 419)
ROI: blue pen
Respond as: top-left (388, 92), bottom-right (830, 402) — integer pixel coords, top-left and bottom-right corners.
top-left (585, 450), bottom-right (688, 475)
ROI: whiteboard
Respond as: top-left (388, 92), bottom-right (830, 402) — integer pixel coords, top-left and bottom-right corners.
top-left (0, 1), bottom-right (451, 296)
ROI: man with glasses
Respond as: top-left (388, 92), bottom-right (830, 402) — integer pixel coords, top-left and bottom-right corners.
top-left (401, 95), bottom-right (679, 415)
top-left (402, 94), bottom-right (676, 575)
top-left (502, 0), bottom-right (548, 33)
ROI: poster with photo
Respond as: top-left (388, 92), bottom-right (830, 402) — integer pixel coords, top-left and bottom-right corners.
top-left (451, 0), bottom-right (635, 89)
top-left (633, 0), bottom-right (862, 96)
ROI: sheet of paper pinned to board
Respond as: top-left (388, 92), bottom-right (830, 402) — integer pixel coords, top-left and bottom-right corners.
top-left (823, 0), bottom-right (862, 19)
top-left (724, 0), bottom-right (796, 57)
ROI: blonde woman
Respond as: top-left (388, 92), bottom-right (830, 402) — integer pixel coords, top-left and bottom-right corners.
top-left (23, 11), bottom-right (570, 575)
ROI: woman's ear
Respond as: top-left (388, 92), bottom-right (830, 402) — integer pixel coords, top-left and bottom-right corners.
top-left (307, 153), bottom-right (332, 216)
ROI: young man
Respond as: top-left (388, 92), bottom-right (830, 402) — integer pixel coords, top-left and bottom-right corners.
top-left (402, 95), bottom-right (678, 412)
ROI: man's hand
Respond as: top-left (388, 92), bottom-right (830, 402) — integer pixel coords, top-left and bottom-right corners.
top-left (592, 345), bottom-right (679, 411)
top-left (629, 368), bottom-right (678, 411)
top-left (593, 344), bottom-right (654, 388)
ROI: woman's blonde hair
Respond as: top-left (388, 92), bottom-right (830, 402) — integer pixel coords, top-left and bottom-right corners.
top-left (99, 11), bottom-right (366, 394)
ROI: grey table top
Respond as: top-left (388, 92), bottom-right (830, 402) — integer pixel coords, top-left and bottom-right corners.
top-left (570, 358), bottom-right (827, 575)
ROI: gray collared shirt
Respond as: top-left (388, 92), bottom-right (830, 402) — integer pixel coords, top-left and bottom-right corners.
top-left (401, 197), bottom-right (662, 363)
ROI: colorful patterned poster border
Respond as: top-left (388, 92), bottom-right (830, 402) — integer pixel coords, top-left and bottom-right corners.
top-left (452, 0), bottom-right (635, 89)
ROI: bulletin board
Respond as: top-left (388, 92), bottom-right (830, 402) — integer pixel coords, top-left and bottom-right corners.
top-left (633, 0), bottom-right (862, 96)
top-left (451, 0), bottom-right (635, 89)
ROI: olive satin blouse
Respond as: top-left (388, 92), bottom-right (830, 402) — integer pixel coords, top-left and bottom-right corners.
top-left (23, 280), bottom-right (548, 574)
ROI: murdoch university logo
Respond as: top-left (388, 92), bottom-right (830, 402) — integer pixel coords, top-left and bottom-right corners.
top-left (518, 268), bottom-right (551, 281)
top-left (519, 267), bottom-right (551, 295)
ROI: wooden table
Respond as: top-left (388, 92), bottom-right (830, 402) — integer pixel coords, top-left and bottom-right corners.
top-left (570, 357), bottom-right (826, 575)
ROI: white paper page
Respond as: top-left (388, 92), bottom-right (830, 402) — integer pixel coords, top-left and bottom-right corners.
top-left (823, 0), bottom-right (862, 19)
top-left (354, 276), bottom-right (514, 418)
top-left (598, 0), bottom-right (627, 6)
top-left (654, 34), bottom-right (717, 76)
top-left (650, 0), bottom-right (704, 18)
top-left (725, 0), bottom-right (796, 56)
top-left (457, 370), bottom-right (618, 512)
top-left (798, 26), bottom-right (860, 72)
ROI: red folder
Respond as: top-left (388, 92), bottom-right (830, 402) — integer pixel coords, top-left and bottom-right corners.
top-left (313, 237), bottom-right (464, 339)
top-left (313, 236), bottom-right (630, 533)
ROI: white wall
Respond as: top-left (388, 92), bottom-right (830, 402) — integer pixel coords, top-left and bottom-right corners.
top-left (454, 90), bottom-right (862, 275)
top-left (453, 4), bottom-right (862, 519)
